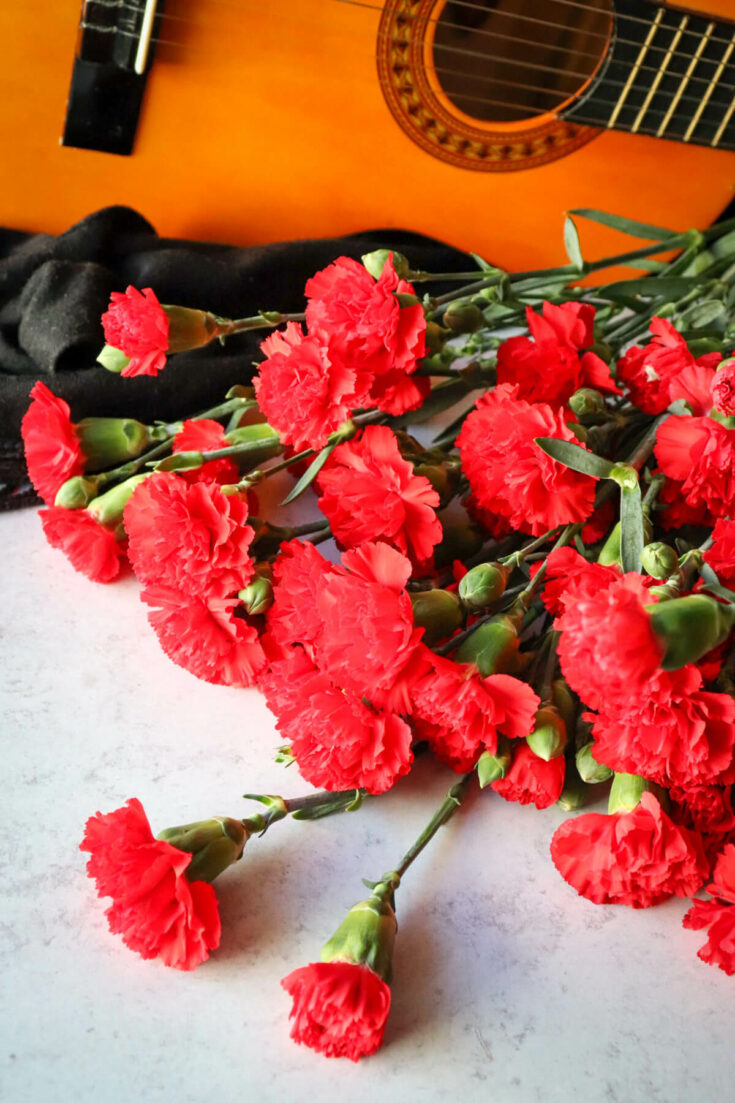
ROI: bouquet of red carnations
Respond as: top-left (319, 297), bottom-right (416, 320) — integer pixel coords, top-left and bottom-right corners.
top-left (21, 210), bottom-right (735, 1061)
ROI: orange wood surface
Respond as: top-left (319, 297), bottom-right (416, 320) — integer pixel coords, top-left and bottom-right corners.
top-left (1, 1), bottom-right (734, 275)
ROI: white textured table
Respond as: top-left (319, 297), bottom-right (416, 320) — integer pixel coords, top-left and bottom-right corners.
top-left (2, 507), bottom-right (732, 1103)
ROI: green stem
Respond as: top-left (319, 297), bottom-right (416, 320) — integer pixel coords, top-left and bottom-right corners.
top-left (219, 311), bottom-right (306, 335)
top-left (391, 774), bottom-right (474, 880)
top-left (499, 526), bottom-right (560, 567)
top-left (518, 523), bottom-right (581, 604)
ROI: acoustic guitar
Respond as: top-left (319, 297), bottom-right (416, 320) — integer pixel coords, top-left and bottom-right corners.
top-left (3, 1), bottom-right (735, 273)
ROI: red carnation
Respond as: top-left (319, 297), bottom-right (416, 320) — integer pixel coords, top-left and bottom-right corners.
top-left (21, 381), bottom-right (85, 505)
top-left (124, 473), bottom-right (254, 599)
top-left (172, 419), bottom-right (239, 485)
top-left (281, 961), bottom-right (390, 1061)
top-left (40, 506), bottom-right (125, 583)
top-left (712, 358), bottom-right (735, 416)
top-left (254, 322), bottom-right (356, 451)
top-left (317, 426), bottom-right (441, 565)
top-left (315, 542), bottom-right (425, 711)
top-left (538, 546), bottom-right (619, 617)
top-left (556, 573), bottom-right (664, 711)
top-left (705, 519), bottom-right (735, 587)
top-left (265, 538), bottom-right (333, 656)
top-left (496, 301), bottom-right (618, 406)
top-left (80, 798), bottom-right (221, 970)
top-left (656, 470), bottom-right (715, 531)
top-left (305, 255), bottom-right (426, 411)
top-left (101, 286), bottom-right (169, 378)
top-left (683, 844), bottom-right (735, 975)
top-left (669, 786), bottom-right (735, 864)
top-left (141, 583), bottom-right (267, 687)
top-left (457, 384), bottom-right (597, 535)
top-left (616, 317), bottom-right (721, 414)
top-left (260, 647), bottom-right (413, 794)
top-left (551, 791), bottom-right (708, 908)
top-left (586, 665), bottom-right (735, 788)
top-left (491, 742), bottom-right (565, 809)
top-left (410, 651), bottom-right (539, 771)
top-left (655, 414), bottom-right (735, 519)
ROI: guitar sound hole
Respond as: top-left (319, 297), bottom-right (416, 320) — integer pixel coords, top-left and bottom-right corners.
top-left (432, 0), bottom-right (613, 123)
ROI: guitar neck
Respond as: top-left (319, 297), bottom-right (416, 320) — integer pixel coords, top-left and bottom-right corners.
top-left (564, 0), bottom-right (735, 150)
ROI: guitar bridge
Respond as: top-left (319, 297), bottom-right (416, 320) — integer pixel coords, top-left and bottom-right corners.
top-left (62, 0), bottom-right (166, 155)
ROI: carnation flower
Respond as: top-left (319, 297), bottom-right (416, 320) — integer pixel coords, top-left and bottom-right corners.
top-left (40, 506), bottom-right (125, 583)
top-left (655, 414), bottom-right (735, 519)
top-left (586, 665), bottom-right (735, 788)
top-left (260, 647), bottom-right (413, 794)
top-left (669, 786), bottom-right (735, 864)
top-left (616, 317), bottom-right (721, 414)
top-left (683, 844), bottom-right (735, 975)
top-left (80, 798), bottom-right (221, 970)
top-left (21, 381), bottom-right (85, 505)
top-left (141, 583), bottom-right (267, 687)
top-left (410, 651), bottom-right (539, 771)
top-left (556, 573), bottom-right (664, 711)
top-left (124, 474), bottom-right (255, 599)
top-left (712, 358), bottom-right (735, 415)
top-left (704, 518), bottom-right (735, 587)
top-left (491, 742), bottom-right (565, 809)
top-left (317, 426), bottom-right (441, 565)
top-left (655, 469), bottom-right (715, 530)
top-left (550, 791), bottom-right (708, 907)
top-left (457, 384), bottom-right (597, 535)
top-left (537, 546), bottom-right (619, 617)
top-left (305, 255), bottom-right (426, 411)
top-left (254, 322), bottom-right (356, 451)
top-left (282, 961), bottom-right (391, 1060)
top-left (172, 419), bottom-right (239, 485)
top-left (496, 301), bottom-right (618, 406)
top-left (101, 286), bottom-right (169, 378)
top-left (265, 538), bottom-right (332, 656)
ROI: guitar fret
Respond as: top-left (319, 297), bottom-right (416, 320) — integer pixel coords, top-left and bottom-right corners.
top-left (607, 8), bottom-right (664, 129)
top-left (712, 94), bottom-right (735, 148)
top-left (684, 30), bottom-right (735, 143)
top-left (656, 22), bottom-right (715, 138)
top-left (632, 14), bottom-right (688, 134)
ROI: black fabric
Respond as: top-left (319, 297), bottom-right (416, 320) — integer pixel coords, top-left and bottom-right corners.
top-left (0, 206), bottom-right (469, 510)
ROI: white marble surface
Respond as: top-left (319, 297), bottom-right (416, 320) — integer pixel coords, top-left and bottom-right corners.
top-left (1, 506), bottom-right (732, 1103)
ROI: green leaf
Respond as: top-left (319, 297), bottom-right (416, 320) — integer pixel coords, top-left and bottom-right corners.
top-left (700, 562), bottom-right (735, 603)
top-left (280, 442), bottom-right (337, 505)
top-left (470, 252), bottom-right (500, 275)
top-left (563, 215), bottom-right (584, 272)
top-left (598, 277), bottom-right (695, 301)
top-left (680, 299), bottom-right (726, 329)
top-left (534, 437), bottom-right (615, 479)
top-left (568, 209), bottom-right (678, 241)
top-left (620, 481), bottom-right (644, 573)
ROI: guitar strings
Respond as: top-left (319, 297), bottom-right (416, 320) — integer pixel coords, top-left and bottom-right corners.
top-left (97, 8), bottom-right (735, 113)
top-left (103, 0), bottom-right (735, 98)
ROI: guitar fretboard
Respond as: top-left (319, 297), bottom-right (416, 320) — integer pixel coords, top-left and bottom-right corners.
top-left (564, 0), bottom-right (735, 150)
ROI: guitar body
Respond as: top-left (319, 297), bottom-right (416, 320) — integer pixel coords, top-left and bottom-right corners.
top-left (2, 0), bottom-right (735, 273)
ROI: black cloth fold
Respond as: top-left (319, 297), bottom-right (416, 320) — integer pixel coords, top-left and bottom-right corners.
top-left (0, 206), bottom-right (469, 510)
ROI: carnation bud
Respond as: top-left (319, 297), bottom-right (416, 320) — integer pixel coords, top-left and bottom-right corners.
top-left (598, 517), bottom-right (653, 565)
top-left (423, 321), bottom-right (447, 355)
top-left (162, 305), bottom-right (221, 353)
top-left (321, 881), bottom-right (399, 984)
top-left (156, 450), bottom-right (205, 472)
top-left (647, 594), bottom-right (735, 670)
top-left (238, 570), bottom-right (274, 616)
top-left (455, 615), bottom-right (519, 675)
top-left (75, 416), bottom-right (151, 470)
top-left (556, 772), bottom-right (590, 811)
top-left (87, 473), bottom-right (149, 527)
top-left (640, 541), bottom-right (678, 580)
top-left (225, 422), bottom-right (281, 466)
top-left (568, 388), bottom-right (606, 417)
top-left (526, 706), bottom-right (567, 761)
top-left (393, 291), bottom-right (421, 310)
top-left (361, 249), bottom-right (410, 280)
top-left (157, 816), bottom-right (247, 883)
top-left (551, 678), bottom-right (576, 733)
top-left (413, 461), bottom-right (457, 506)
top-left (476, 740), bottom-right (512, 787)
top-left (576, 742), bottom-right (614, 784)
top-left (97, 344), bottom-right (132, 373)
top-left (410, 589), bottom-right (462, 646)
top-left (443, 301), bottom-right (485, 334)
top-left (711, 357), bottom-right (735, 416)
top-left (608, 773), bottom-right (655, 814)
top-left (54, 475), bottom-right (101, 509)
top-left (458, 562), bottom-right (508, 611)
